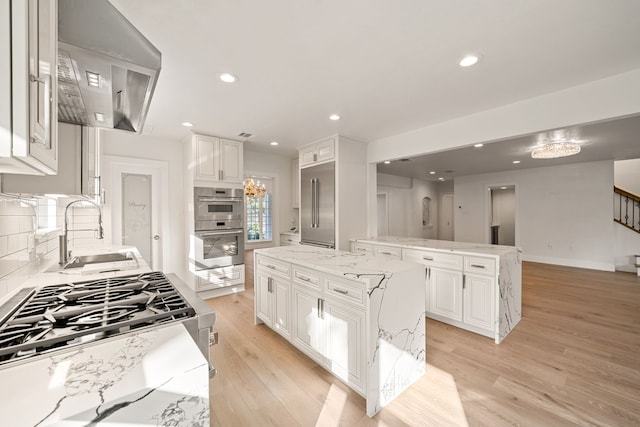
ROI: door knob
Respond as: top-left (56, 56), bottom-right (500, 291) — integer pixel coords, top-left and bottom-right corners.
top-left (153, 235), bottom-right (160, 240)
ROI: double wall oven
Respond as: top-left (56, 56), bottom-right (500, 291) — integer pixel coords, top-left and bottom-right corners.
top-left (193, 187), bottom-right (245, 270)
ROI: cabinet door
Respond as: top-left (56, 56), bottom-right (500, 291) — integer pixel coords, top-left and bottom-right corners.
top-left (315, 138), bottom-right (334, 163)
top-left (273, 277), bottom-right (291, 340)
top-left (299, 146), bottom-right (317, 167)
top-left (28, 0), bottom-right (57, 170)
top-left (463, 273), bottom-right (495, 331)
top-left (291, 158), bottom-right (299, 208)
top-left (429, 268), bottom-right (463, 322)
top-left (255, 272), bottom-right (273, 326)
top-left (292, 286), bottom-right (325, 362)
top-left (219, 138), bottom-right (243, 182)
top-left (195, 135), bottom-right (218, 180)
top-left (325, 301), bottom-right (365, 391)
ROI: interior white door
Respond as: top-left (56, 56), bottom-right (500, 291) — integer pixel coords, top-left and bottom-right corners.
top-left (440, 194), bottom-right (454, 241)
top-left (104, 156), bottom-right (169, 271)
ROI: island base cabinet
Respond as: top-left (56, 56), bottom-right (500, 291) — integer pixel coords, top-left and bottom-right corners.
top-left (256, 272), bottom-right (291, 340)
top-left (429, 268), bottom-right (463, 322)
top-left (463, 273), bottom-right (495, 331)
top-left (326, 301), bottom-right (365, 392)
top-left (292, 285), bottom-right (365, 394)
top-left (292, 286), bottom-right (326, 363)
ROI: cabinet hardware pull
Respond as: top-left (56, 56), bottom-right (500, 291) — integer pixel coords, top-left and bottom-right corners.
top-left (267, 277), bottom-right (272, 293)
top-left (463, 275), bottom-right (466, 289)
top-left (423, 256), bottom-right (434, 261)
top-left (320, 299), bottom-right (325, 319)
top-left (317, 298), bottom-right (321, 318)
top-left (357, 248), bottom-right (366, 252)
top-left (298, 275), bottom-right (310, 282)
top-left (379, 251), bottom-right (393, 255)
top-left (30, 74), bottom-right (51, 147)
top-left (333, 287), bottom-right (348, 295)
top-left (265, 264), bottom-right (275, 269)
top-left (470, 264), bottom-right (486, 269)
top-left (313, 153), bottom-right (317, 162)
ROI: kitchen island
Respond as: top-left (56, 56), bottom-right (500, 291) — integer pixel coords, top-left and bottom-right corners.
top-left (254, 245), bottom-right (426, 416)
top-left (351, 236), bottom-right (522, 343)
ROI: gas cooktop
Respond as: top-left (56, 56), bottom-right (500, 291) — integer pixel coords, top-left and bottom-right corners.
top-left (0, 272), bottom-right (196, 367)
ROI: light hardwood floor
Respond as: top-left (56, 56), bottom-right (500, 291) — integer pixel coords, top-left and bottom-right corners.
top-left (205, 251), bottom-right (640, 426)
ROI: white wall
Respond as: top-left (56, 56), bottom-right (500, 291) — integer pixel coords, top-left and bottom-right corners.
top-left (377, 173), bottom-right (439, 238)
top-left (454, 161), bottom-right (615, 271)
top-left (244, 148), bottom-right (293, 249)
top-left (615, 158), bottom-right (640, 195)
top-left (101, 132), bottom-right (185, 276)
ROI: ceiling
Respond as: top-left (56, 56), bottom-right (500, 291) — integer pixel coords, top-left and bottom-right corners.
top-left (109, 0), bottom-right (640, 171)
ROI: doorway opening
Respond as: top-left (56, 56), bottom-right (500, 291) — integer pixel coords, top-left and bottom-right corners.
top-left (488, 185), bottom-right (516, 246)
top-left (439, 193), bottom-right (454, 241)
top-left (377, 192), bottom-right (389, 236)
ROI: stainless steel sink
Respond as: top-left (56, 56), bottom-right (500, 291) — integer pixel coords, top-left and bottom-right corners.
top-left (63, 252), bottom-right (133, 269)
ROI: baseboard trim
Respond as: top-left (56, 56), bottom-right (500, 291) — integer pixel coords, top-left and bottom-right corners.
top-left (521, 254), bottom-right (615, 272)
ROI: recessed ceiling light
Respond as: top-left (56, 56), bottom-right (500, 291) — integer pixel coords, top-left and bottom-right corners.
top-left (501, 186), bottom-right (507, 190)
top-left (182, 122), bottom-right (193, 127)
top-left (459, 55), bottom-right (480, 67)
top-left (474, 143), bottom-right (483, 148)
top-left (270, 141), bottom-right (279, 146)
top-left (94, 112), bottom-right (105, 122)
top-left (512, 160), bottom-right (521, 164)
top-left (438, 177), bottom-right (445, 181)
top-left (383, 160), bottom-right (391, 164)
top-left (218, 73), bottom-right (238, 83)
top-left (429, 171), bottom-right (436, 175)
top-left (329, 114), bottom-right (341, 121)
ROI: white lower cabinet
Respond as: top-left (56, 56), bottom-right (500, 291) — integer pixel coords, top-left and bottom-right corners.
top-left (292, 282), bottom-right (365, 393)
top-left (255, 257), bottom-right (291, 340)
top-left (429, 267), bottom-right (463, 322)
top-left (462, 273), bottom-right (495, 331)
top-left (325, 300), bottom-right (364, 390)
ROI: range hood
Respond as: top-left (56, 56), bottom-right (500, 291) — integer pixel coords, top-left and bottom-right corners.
top-left (57, 0), bottom-right (161, 133)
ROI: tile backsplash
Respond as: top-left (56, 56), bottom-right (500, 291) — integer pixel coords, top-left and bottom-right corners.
top-left (0, 195), bottom-right (105, 298)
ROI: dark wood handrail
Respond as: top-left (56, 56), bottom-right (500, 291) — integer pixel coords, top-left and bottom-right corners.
top-left (614, 186), bottom-right (640, 202)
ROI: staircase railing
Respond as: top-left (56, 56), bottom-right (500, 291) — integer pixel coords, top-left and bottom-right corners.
top-left (614, 186), bottom-right (640, 233)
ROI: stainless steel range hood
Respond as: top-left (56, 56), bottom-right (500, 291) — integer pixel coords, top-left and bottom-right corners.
top-left (57, 0), bottom-right (161, 133)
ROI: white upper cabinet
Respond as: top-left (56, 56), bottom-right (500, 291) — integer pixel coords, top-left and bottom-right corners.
top-left (299, 137), bottom-right (335, 167)
top-left (2, 123), bottom-right (101, 198)
top-left (0, 0), bottom-right (58, 175)
top-left (192, 134), bottom-right (243, 183)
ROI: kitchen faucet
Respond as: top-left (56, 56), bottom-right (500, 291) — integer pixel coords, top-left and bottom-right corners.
top-left (59, 199), bottom-right (104, 265)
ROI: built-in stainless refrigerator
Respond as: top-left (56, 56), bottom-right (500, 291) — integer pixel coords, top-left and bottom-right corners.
top-left (300, 161), bottom-right (335, 248)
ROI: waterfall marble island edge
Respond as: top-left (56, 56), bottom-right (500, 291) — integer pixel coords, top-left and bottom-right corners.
top-left (254, 245), bottom-right (426, 416)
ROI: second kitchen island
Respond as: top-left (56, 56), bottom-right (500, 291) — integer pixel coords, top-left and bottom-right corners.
top-left (254, 245), bottom-right (425, 417)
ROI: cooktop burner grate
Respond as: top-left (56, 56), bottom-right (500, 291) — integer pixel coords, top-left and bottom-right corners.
top-left (0, 272), bottom-right (195, 366)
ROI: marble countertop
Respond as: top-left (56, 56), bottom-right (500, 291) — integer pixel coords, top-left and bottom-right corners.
top-left (354, 236), bottom-right (521, 257)
top-left (0, 246), bottom-right (151, 308)
top-left (0, 323), bottom-right (210, 426)
top-left (26, 246), bottom-right (149, 287)
top-left (255, 245), bottom-right (424, 287)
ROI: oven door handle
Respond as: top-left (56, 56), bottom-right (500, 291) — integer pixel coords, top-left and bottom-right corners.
top-left (196, 230), bottom-right (243, 237)
top-left (197, 197), bottom-right (243, 203)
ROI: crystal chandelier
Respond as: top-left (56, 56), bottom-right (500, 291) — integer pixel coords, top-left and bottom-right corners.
top-left (531, 138), bottom-right (581, 159)
top-left (244, 178), bottom-right (266, 197)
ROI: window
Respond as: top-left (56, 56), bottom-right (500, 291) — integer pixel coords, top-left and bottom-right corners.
top-left (245, 176), bottom-right (273, 242)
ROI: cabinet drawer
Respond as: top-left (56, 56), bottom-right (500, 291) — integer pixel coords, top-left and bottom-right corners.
top-left (464, 256), bottom-right (496, 275)
top-left (374, 245), bottom-right (401, 259)
top-left (195, 265), bottom-right (244, 291)
top-left (352, 242), bottom-right (374, 255)
top-left (402, 248), bottom-right (463, 270)
top-left (292, 265), bottom-right (321, 291)
top-left (256, 255), bottom-right (291, 278)
top-left (280, 233), bottom-right (300, 246)
top-left (325, 275), bottom-right (365, 309)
